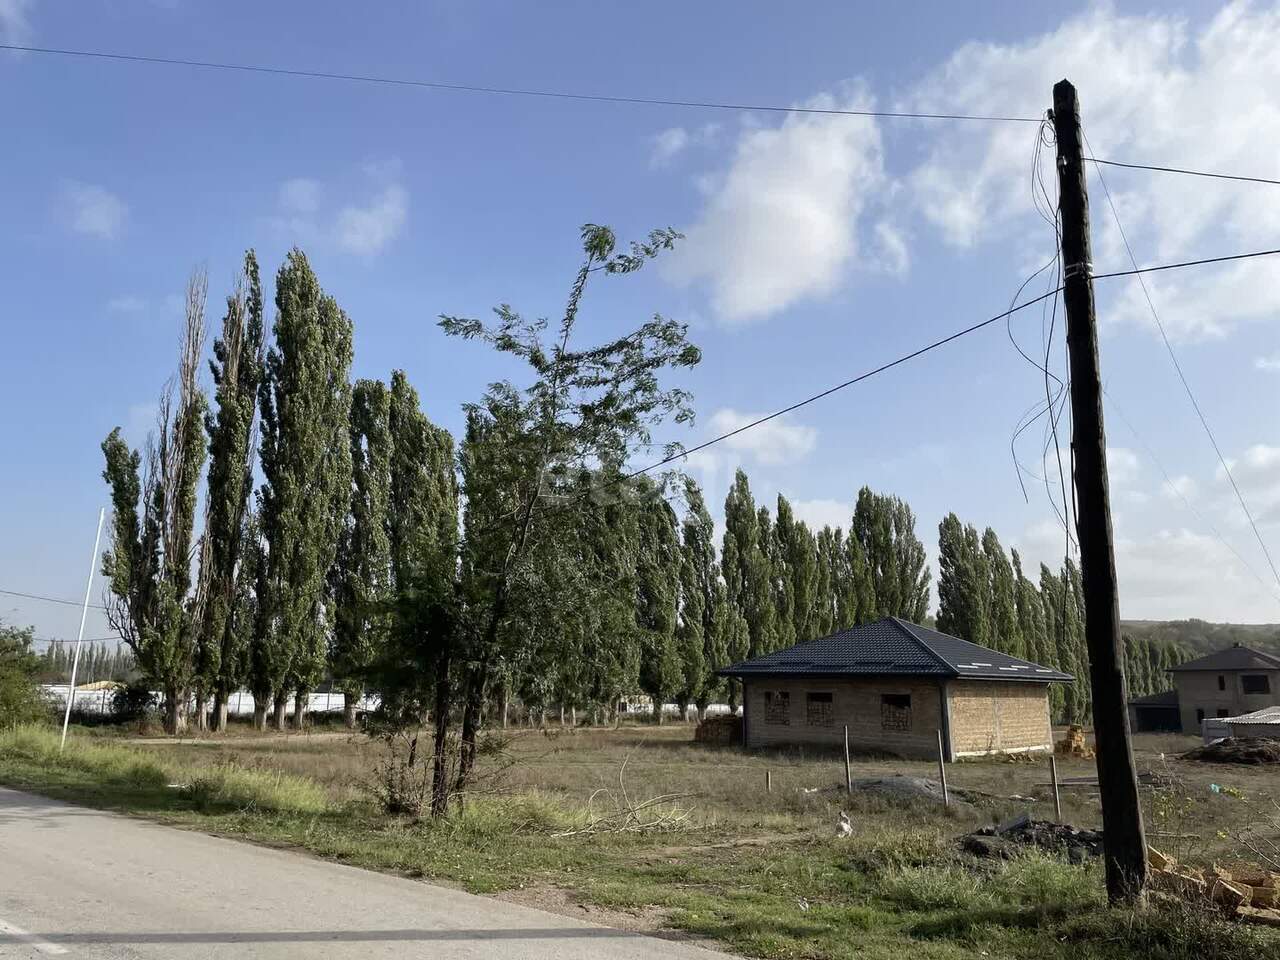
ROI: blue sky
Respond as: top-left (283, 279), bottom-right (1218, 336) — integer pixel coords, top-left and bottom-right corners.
top-left (5, 0), bottom-right (1280, 649)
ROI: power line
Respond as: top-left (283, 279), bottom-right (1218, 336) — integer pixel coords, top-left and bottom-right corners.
top-left (1088, 157), bottom-right (1280, 188)
top-left (1084, 130), bottom-right (1280, 595)
top-left (0, 43), bottom-right (1042, 123)
top-left (1093, 247), bottom-right (1280, 281)
top-left (626, 288), bottom-right (1064, 482)
top-left (0, 587), bottom-right (107, 610)
top-left (1104, 389), bottom-right (1280, 609)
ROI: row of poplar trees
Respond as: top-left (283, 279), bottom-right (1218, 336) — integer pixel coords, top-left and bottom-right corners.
top-left (935, 513), bottom-right (1190, 724)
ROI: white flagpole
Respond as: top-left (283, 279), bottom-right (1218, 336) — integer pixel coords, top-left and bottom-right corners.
top-left (60, 508), bottom-right (106, 751)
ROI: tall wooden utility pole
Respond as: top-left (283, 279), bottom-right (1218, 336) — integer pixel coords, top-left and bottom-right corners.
top-left (1051, 79), bottom-right (1148, 904)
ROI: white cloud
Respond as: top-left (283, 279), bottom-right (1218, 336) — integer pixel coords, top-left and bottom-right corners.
top-left (279, 178), bottom-right (322, 213)
top-left (905, 2), bottom-right (1280, 341)
top-left (790, 497), bottom-right (850, 532)
top-left (707, 408), bottom-right (816, 465)
top-left (335, 184), bottom-right (408, 256)
top-left (0, 0), bottom-right (33, 44)
top-left (664, 86), bottom-right (889, 323)
top-left (59, 181), bottom-right (127, 239)
top-left (650, 127), bottom-right (690, 167)
top-left (1107, 446), bottom-right (1140, 487)
top-left (106, 295), bottom-right (147, 314)
top-left (1161, 474), bottom-right (1198, 501)
top-left (270, 166), bottom-right (408, 257)
top-left (1256, 353), bottom-right (1280, 372)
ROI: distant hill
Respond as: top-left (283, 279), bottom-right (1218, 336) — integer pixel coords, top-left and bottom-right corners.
top-left (1121, 619), bottom-right (1280, 658)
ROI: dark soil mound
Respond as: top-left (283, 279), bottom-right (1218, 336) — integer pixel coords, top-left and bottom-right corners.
top-left (1183, 738), bottom-right (1280, 765)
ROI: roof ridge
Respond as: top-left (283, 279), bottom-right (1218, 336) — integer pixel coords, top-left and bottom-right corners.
top-left (887, 617), bottom-right (958, 676)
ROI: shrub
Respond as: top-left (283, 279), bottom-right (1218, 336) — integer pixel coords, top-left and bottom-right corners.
top-left (0, 624), bottom-right (50, 727)
top-left (111, 682), bottom-right (158, 723)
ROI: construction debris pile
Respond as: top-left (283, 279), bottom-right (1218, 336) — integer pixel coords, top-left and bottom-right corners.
top-left (1182, 738), bottom-right (1280, 765)
top-left (693, 715), bottom-right (742, 745)
top-left (1148, 846), bottom-right (1280, 928)
top-left (960, 814), bottom-right (1103, 863)
top-left (1055, 724), bottom-right (1094, 759)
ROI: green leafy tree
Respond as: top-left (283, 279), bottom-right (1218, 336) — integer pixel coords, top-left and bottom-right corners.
top-left (197, 252), bottom-right (265, 731)
top-left (331, 378), bottom-right (394, 728)
top-left (936, 513), bottom-right (989, 645)
top-left (851, 487), bottom-right (929, 621)
top-left (102, 271), bottom-right (210, 733)
top-left (635, 488), bottom-right (682, 723)
top-left (723, 470), bottom-right (776, 665)
top-left (255, 250), bottom-right (354, 729)
top-left (0, 623), bottom-right (47, 727)
top-left (681, 478), bottom-right (726, 718)
top-left (438, 224), bottom-right (699, 811)
top-left (774, 495), bottom-right (818, 643)
top-left (982, 528), bottom-right (1023, 658)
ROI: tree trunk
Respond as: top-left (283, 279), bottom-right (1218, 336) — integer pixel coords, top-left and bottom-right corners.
top-left (163, 685), bottom-right (181, 736)
top-left (559, 703), bottom-right (566, 727)
top-left (499, 684), bottom-right (508, 730)
top-left (429, 644), bottom-right (452, 818)
top-left (695, 699), bottom-right (708, 723)
top-left (343, 697), bottom-right (358, 729)
top-left (453, 660), bottom-right (487, 797)
top-left (271, 692), bottom-right (288, 730)
top-left (211, 691), bottom-right (227, 732)
top-left (292, 690), bottom-right (308, 730)
top-left (570, 706), bottom-right (577, 729)
top-left (653, 700), bottom-right (664, 725)
top-left (252, 699), bottom-right (268, 731)
top-left (193, 693), bottom-right (208, 732)
top-left (677, 696), bottom-right (690, 724)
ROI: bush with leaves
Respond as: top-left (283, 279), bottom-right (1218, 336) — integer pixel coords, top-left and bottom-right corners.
top-left (0, 623), bottom-right (49, 727)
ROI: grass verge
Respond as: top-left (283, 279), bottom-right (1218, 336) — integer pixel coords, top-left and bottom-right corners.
top-left (1, 723), bottom-right (1275, 960)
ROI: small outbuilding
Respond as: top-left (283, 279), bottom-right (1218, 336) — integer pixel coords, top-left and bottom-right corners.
top-left (718, 617), bottom-right (1072, 760)
top-left (1128, 689), bottom-right (1182, 732)
top-left (1221, 705), bottom-right (1280, 740)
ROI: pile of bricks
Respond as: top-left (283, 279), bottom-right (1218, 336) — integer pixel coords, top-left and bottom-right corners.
top-left (694, 715), bottom-right (742, 745)
top-left (1055, 724), bottom-right (1094, 759)
top-left (1148, 846), bottom-right (1280, 927)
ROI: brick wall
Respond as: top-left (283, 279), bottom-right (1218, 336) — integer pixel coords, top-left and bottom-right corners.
top-left (742, 677), bottom-right (944, 758)
top-left (946, 680), bottom-right (1053, 757)
top-left (1174, 670), bottom-right (1280, 733)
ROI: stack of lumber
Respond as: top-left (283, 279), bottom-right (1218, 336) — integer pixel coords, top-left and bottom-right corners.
top-left (1055, 724), bottom-right (1094, 759)
top-left (1147, 845), bottom-right (1280, 927)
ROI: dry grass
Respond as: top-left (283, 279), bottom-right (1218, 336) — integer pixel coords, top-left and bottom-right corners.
top-left (4, 720), bottom-right (1278, 960)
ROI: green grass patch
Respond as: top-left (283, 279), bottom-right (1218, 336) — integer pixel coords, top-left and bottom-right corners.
top-left (1, 723), bottom-right (1276, 960)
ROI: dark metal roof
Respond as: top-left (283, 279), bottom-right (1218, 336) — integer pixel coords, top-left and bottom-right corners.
top-left (717, 617), bottom-right (1073, 683)
top-left (1169, 645), bottom-right (1280, 673)
top-left (1129, 689), bottom-right (1179, 708)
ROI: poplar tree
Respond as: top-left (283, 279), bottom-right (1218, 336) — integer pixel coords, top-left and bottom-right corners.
top-left (198, 251), bottom-right (265, 731)
top-left (851, 488), bottom-right (929, 621)
top-left (101, 270), bottom-right (209, 733)
top-left (775, 495), bottom-right (817, 643)
top-left (812, 526), bottom-right (838, 637)
top-left (723, 470), bottom-right (776, 660)
top-left (331, 378), bottom-right (393, 728)
top-left (635, 490), bottom-right (682, 723)
top-left (935, 514), bottom-right (989, 645)
top-left (256, 250), bottom-right (354, 729)
top-left (679, 477), bottom-right (723, 719)
top-left (982, 528), bottom-right (1021, 657)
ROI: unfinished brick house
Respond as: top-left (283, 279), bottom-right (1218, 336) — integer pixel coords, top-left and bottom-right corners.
top-left (718, 617), bottom-right (1072, 760)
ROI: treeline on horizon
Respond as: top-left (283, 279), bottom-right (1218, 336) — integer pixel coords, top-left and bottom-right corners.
top-left (89, 229), bottom-right (1192, 813)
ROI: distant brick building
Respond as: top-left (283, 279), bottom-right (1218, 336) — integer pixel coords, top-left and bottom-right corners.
top-left (1169, 644), bottom-right (1280, 733)
top-left (718, 617), bottom-right (1071, 761)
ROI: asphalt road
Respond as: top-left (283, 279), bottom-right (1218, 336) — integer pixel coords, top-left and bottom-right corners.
top-left (0, 787), bottom-right (729, 959)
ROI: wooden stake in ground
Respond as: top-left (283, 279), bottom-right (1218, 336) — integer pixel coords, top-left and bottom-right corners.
top-left (1051, 77), bottom-right (1148, 904)
top-left (1050, 754), bottom-right (1062, 821)
top-left (935, 729), bottom-right (949, 808)
top-left (844, 725), bottom-right (852, 795)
